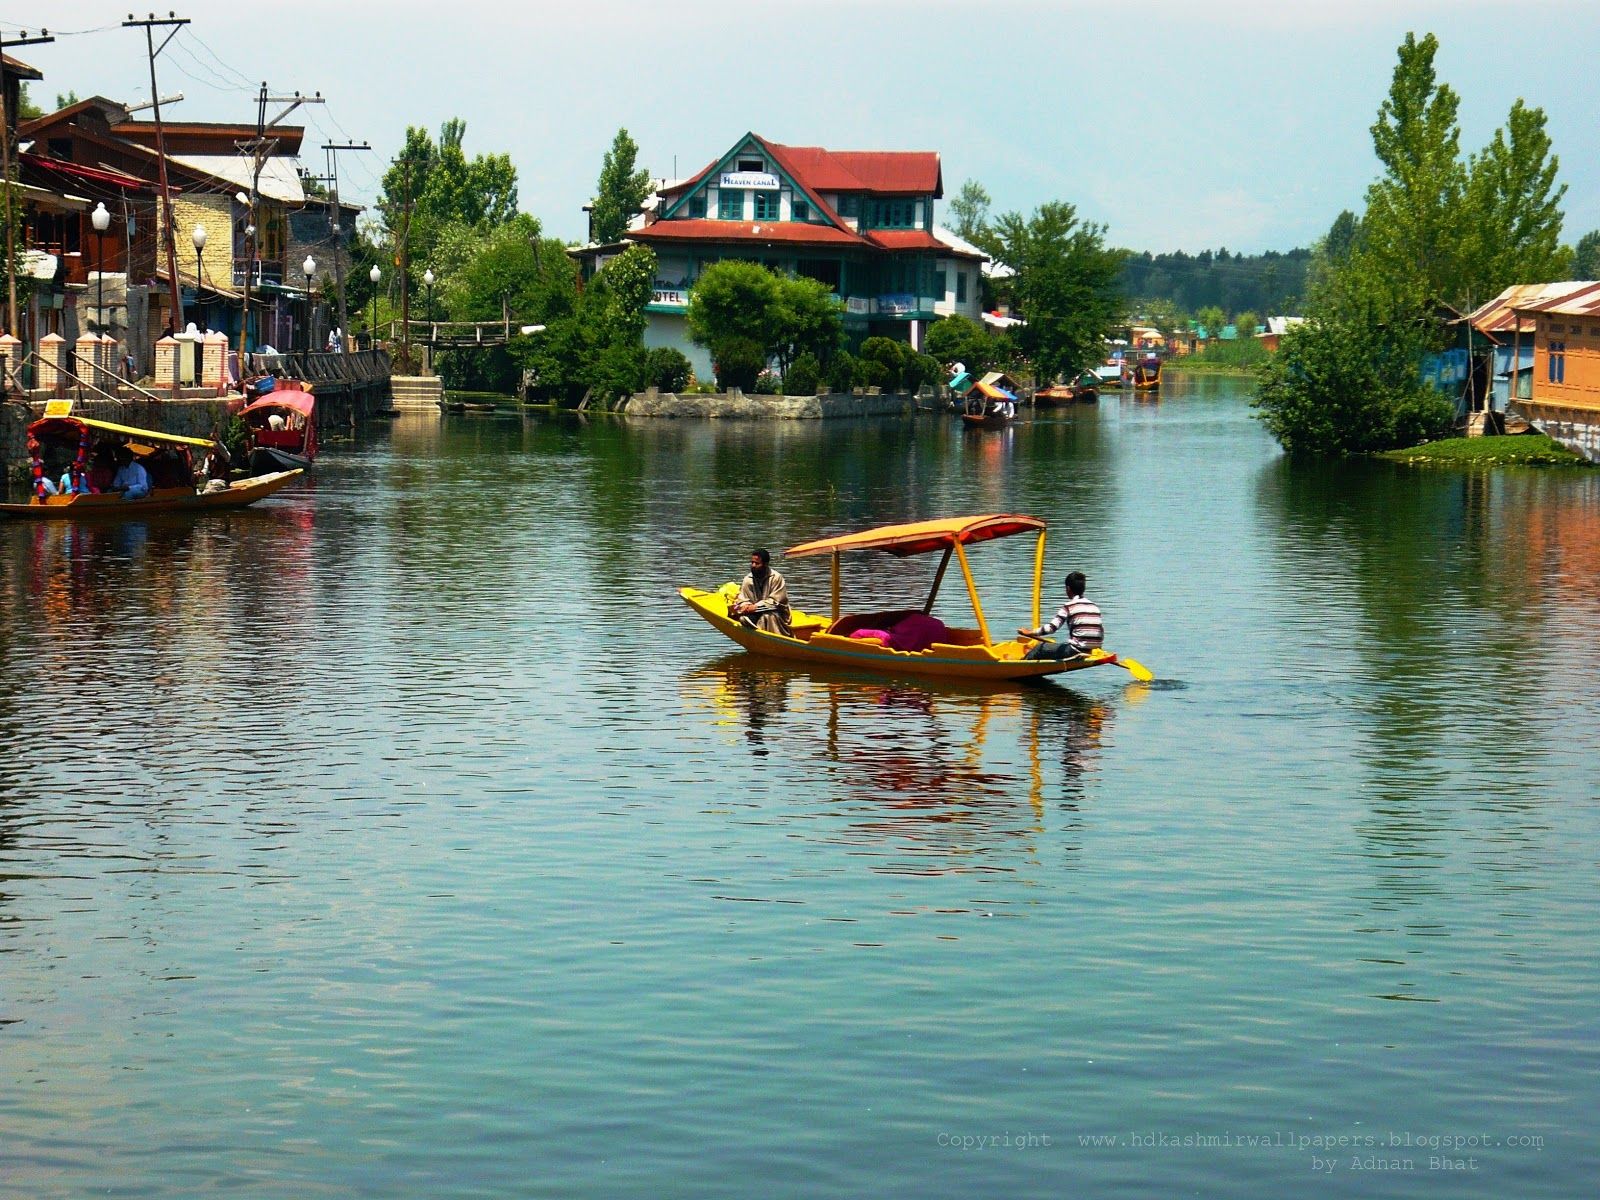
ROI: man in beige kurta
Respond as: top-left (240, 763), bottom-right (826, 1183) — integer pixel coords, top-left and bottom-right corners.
top-left (732, 548), bottom-right (793, 636)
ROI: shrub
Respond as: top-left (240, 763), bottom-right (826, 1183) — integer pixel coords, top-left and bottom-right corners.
top-left (827, 351), bottom-right (857, 394)
top-left (644, 346), bottom-right (691, 392)
top-left (1254, 308), bottom-right (1454, 455)
top-left (858, 336), bottom-right (910, 390)
top-left (712, 337), bottom-right (766, 392)
top-left (784, 352), bottom-right (822, 396)
top-left (752, 371), bottom-right (782, 395)
top-left (853, 357), bottom-right (893, 390)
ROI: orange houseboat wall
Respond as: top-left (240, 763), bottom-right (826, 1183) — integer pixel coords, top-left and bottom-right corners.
top-left (1524, 314), bottom-right (1600, 461)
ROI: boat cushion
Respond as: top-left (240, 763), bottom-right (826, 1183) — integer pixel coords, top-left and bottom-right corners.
top-left (886, 613), bottom-right (948, 653)
top-left (849, 629), bottom-right (891, 645)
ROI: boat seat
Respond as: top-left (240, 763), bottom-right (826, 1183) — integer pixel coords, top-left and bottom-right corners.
top-left (255, 429), bottom-right (303, 450)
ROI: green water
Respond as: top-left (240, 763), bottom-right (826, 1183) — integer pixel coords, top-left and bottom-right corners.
top-left (1, 375), bottom-right (1596, 1197)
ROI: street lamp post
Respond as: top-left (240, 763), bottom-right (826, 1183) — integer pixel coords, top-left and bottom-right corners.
top-left (423, 268), bottom-right (435, 374)
top-left (369, 264), bottom-right (381, 349)
top-left (303, 255), bottom-right (318, 355)
top-left (191, 223), bottom-right (207, 331)
top-left (90, 199), bottom-right (111, 337)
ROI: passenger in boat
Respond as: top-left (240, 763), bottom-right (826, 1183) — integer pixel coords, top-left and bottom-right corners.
top-left (109, 446), bottom-right (151, 500)
top-left (731, 548), bottom-right (793, 636)
top-left (203, 441), bottom-right (232, 482)
top-left (88, 445), bottom-right (117, 493)
top-left (1021, 571), bottom-right (1104, 661)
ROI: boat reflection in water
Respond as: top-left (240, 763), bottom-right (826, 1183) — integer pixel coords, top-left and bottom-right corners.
top-left (681, 657), bottom-right (1136, 875)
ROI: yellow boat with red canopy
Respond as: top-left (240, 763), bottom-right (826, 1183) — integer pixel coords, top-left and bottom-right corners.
top-left (680, 513), bottom-right (1152, 682)
top-left (0, 406), bottom-right (302, 519)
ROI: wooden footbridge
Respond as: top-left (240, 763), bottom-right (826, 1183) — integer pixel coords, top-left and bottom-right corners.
top-left (385, 317), bottom-right (544, 349)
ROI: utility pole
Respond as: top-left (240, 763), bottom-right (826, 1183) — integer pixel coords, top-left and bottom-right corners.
top-left (124, 13), bottom-right (188, 343)
top-left (321, 141), bottom-right (370, 356)
top-left (1, 28), bottom-right (55, 347)
top-left (234, 82), bottom-right (322, 374)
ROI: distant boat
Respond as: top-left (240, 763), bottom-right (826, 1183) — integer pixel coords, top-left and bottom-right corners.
top-left (1131, 358), bottom-right (1162, 390)
top-left (240, 384), bottom-right (318, 475)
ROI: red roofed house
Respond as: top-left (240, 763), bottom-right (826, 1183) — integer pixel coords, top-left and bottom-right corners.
top-left (576, 132), bottom-right (987, 381)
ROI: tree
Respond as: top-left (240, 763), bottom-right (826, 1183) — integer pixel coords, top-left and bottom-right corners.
top-left (1324, 210), bottom-right (1362, 263)
top-left (949, 179), bottom-right (992, 244)
top-left (1195, 305), bottom-right (1226, 339)
top-left (685, 260), bottom-right (842, 387)
top-left (1462, 99), bottom-right (1568, 297)
top-left (1575, 230), bottom-right (1600, 279)
top-left (923, 314), bottom-right (995, 372)
top-left (1234, 309), bottom-right (1259, 337)
top-left (991, 201), bottom-right (1125, 383)
top-left (1359, 32), bottom-right (1468, 310)
top-left (590, 128), bottom-right (652, 245)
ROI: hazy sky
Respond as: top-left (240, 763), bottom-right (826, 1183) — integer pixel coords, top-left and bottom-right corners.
top-left (22, 0), bottom-right (1600, 253)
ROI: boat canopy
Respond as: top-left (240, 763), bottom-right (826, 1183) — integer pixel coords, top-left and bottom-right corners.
top-left (26, 415), bottom-right (216, 449)
top-left (787, 514), bottom-right (1046, 559)
top-left (241, 389), bottom-right (315, 418)
top-left (975, 381), bottom-right (1016, 401)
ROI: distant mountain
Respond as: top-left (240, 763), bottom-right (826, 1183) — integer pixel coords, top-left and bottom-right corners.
top-left (1118, 247), bottom-right (1312, 315)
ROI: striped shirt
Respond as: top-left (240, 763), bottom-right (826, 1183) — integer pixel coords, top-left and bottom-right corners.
top-left (1034, 596), bottom-right (1104, 650)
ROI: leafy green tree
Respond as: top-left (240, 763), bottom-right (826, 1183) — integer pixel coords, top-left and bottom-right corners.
top-left (1574, 230), bottom-right (1600, 279)
top-left (1324, 210), bottom-right (1362, 263)
top-left (949, 179), bottom-right (992, 244)
top-left (590, 128), bottom-right (652, 245)
top-left (858, 337), bottom-right (910, 390)
top-left (15, 83), bottom-right (42, 119)
top-left (1254, 306), bottom-right (1452, 455)
top-left (769, 275), bottom-right (843, 373)
top-left (923, 314), bottom-right (993, 372)
top-left (1462, 99), bottom-right (1568, 297)
top-left (686, 261), bottom-right (778, 352)
top-left (992, 201), bottom-right (1125, 383)
top-left (783, 352), bottom-right (822, 396)
top-left (1233, 310), bottom-right (1259, 337)
top-left (1195, 305), bottom-right (1226, 339)
top-left (1359, 32), bottom-right (1468, 309)
top-left (644, 347), bottom-right (692, 392)
top-left (379, 120), bottom-right (519, 285)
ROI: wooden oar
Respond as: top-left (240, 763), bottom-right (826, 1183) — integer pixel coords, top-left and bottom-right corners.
top-left (1017, 630), bottom-right (1154, 682)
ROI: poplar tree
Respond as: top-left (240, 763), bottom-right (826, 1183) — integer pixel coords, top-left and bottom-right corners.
top-left (590, 129), bottom-right (652, 246)
top-left (1462, 100), bottom-right (1568, 297)
top-left (1358, 32), bottom-right (1467, 310)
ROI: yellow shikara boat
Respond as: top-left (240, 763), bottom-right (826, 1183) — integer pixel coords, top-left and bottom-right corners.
top-left (680, 514), bottom-right (1152, 683)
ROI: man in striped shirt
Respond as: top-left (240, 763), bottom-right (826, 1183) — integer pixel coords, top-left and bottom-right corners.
top-left (1020, 571), bottom-right (1103, 660)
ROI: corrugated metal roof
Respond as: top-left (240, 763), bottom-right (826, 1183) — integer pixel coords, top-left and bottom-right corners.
top-left (1514, 281), bottom-right (1600, 319)
top-left (630, 218), bottom-right (863, 247)
top-left (1470, 282), bottom-right (1600, 332)
top-left (764, 143), bottom-right (942, 195)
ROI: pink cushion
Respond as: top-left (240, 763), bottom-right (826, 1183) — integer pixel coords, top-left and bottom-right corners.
top-left (849, 629), bottom-right (891, 644)
top-left (887, 613), bottom-right (948, 653)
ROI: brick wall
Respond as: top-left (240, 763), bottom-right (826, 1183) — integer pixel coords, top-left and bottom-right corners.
top-left (157, 193), bottom-right (235, 291)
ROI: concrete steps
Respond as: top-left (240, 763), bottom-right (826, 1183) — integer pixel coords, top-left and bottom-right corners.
top-left (391, 375), bottom-right (444, 409)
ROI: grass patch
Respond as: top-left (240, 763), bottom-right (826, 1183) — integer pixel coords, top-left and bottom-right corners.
top-left (1163, 360), bottom-right (1259, 375)
top-left (1380, 433), bottom-right (1589, 466)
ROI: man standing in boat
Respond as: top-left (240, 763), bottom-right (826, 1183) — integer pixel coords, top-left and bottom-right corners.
top-left (731, 549), bottom-right (793, 636)
top-left (1020, 571), bottom-right (1103, 660)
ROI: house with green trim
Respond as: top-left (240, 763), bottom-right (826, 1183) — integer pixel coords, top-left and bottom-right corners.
top-left (575, 132), bottom-right (988, 380)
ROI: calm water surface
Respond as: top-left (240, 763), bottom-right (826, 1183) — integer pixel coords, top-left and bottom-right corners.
top-left (2, 376), bottom-right (1597, 1197)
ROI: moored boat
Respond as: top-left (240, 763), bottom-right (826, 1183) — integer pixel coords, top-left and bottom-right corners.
top-left (1131, 356), bottom-right (1162, 390)
top-left (240, 383), bottom-right (318, 476)
top-left (681, 514), bottom-right (1152, 683)
top-left (1, 409), bottom-right (302, 519)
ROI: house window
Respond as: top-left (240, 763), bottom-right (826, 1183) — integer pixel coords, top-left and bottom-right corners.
top-left (792, 199), bottom-right (810, 222)
top-left (867, 200), bottom-right (916, 229)
top-left (754, 191), bottom-right (779, 221)
top-left (838, 195), bottom-right (859, 219)
top-left (719, 189), bottom-right (744, 220)
top-left (688, 194), bottom-right (706, 219)
top-left (956, 271), bottom-right (967, 303)
top-left (932, 268), bottom-right (946, 298)
top-left (737, 158), bottom-right (765, 173)
top-left (1548, 341), bottom-right (1566, 384)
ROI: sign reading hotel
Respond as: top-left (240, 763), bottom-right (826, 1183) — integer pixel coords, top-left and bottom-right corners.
top-left (719, 171), bottom-right (780, 190)
top-left (652, 286), bottom-right (689, 307)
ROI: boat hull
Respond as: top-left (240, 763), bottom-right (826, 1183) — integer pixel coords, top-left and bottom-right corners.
top-left (680, 587), bottom-right (1118, 682)
top-left (248, 446), bottom-right (311, 475)
top-left (961, 413), bottom-right (1011, 429)
top-left (0, 470), bottom-right (303, 519)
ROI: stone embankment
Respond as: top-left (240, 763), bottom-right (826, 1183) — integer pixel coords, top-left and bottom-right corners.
top-left (621, 388), bottom-right (921, 419)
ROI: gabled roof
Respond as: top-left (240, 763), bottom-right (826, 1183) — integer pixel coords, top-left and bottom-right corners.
top-left (764, 143), bottom-right (942, 196)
